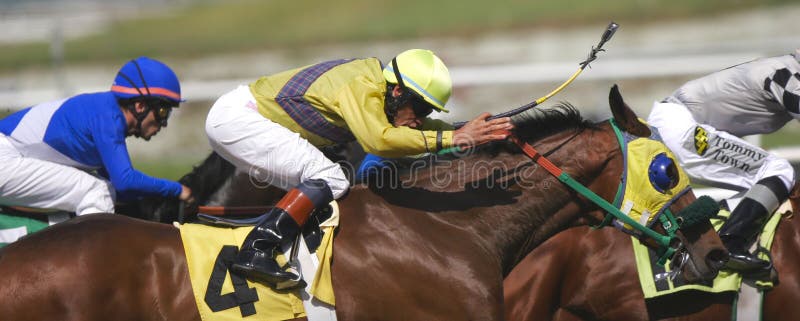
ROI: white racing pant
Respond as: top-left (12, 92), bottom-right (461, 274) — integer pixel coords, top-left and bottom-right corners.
top-left (205, 85), bottom-right (349, 199)
top-left (0, 134), bottom-right (115, 215)
top-left (647, 101), bottom-right (795, 195)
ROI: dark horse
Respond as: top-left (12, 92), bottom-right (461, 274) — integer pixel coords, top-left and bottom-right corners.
top-left (0, 86), bottom-right (726, 321)
top-left (115, 141), bottom-right (363, 224)
top-left (504, 201), bottom-right (800, 321)
top-left (114, 150), bottom-right (279, 223)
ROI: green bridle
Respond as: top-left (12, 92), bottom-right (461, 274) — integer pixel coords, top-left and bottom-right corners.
top-left (510, 120), bottom-right (690, 265)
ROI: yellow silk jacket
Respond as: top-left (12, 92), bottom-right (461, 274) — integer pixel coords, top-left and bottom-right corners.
top-left (249, 58), bottom-right (453, 158)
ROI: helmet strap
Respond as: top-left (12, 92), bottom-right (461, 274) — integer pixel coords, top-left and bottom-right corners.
top-left (385, 58), bottom-right (414, 123)
top-left (128, 102), bottom-right (152, 138)
top-left (390, 58), bottom-right (414, 101)
top-left (385, 84), bottom-right (413, 124)
top-left (391, 58), bottom-right (406, 89)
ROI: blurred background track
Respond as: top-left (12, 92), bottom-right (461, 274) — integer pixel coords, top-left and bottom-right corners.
top-left (1, 0), bottom-right (798, 179)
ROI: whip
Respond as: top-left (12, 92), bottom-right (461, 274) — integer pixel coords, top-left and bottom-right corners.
top-left (453, 22), bottom-right (618, 128)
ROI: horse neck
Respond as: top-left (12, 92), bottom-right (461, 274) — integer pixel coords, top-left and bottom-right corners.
top-left (179, 154), bottom-right (286, 207)
top-left (361, 123), bottom-right (621, 274)
top-left (494, 126), bottom-right (622, 273)
top-left (132, 152), bottom-right (239, 223)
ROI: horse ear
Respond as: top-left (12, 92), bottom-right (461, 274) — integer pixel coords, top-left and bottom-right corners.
top-left (609, 84), bottom-right (651, 137)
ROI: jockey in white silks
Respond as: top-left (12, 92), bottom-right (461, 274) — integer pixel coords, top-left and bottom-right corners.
top-left (648, 49), bottom-right (800, 273)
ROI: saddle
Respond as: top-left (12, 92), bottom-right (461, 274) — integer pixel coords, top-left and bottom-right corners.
top-left (197, 204), bottom-right (334, 254)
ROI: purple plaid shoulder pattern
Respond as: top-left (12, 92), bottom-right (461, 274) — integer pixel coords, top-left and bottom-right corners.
top-left (276, 59), bottom-right (357, 144)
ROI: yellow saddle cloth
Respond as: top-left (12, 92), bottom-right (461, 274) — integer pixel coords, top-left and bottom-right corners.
top-left (634, 203), bottom-right (785, 299)
top-left (178, 222), bottom-right (336, 321)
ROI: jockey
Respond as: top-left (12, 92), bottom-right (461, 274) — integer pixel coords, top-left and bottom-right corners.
top-left (647, 49), bottom-right (800, 273)
top-left (205, 49), bottom-right (514, 287)
top-left (0, 56), bottom-right (194, 216)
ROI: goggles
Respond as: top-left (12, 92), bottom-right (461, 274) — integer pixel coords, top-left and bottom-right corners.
top-left (410, 96), bottom-right (433, 118)
top-left (152, 105), bottom-right (173, 127)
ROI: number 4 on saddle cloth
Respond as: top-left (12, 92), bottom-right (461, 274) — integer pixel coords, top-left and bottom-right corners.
top-left (182, 202), bottom-right (338, 321)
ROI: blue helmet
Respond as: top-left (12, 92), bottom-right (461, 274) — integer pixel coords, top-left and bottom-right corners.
top-left (648, 152), bottom-right (679, 193)
top-left (111, 56), bottom-right (183, 104)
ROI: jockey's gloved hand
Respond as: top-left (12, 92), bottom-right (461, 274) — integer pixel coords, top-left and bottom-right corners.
top-left (179, 185), bottom-right (196, 207)
top-left (453, 112), bottom-right (514, 148)
top-left (178, 185), bottom-right (197, 214)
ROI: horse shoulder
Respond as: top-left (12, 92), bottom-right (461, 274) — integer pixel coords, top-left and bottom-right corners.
top-left (333, 188), bottom-right (505, 320)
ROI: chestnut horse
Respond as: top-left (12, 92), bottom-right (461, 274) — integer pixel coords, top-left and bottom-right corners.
top-left (504, 205), bottom-right (800, 321)
top-left (0, 86), bottom-right (726, 321)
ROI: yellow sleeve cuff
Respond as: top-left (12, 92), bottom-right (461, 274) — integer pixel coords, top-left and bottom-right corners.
top-left (421, 130), bottom-right (453, 153)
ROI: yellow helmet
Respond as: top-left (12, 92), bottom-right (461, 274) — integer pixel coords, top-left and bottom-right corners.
top-left (383, 49), bottom-right (452, 112)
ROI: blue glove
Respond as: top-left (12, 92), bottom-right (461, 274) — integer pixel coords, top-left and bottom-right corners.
top-left (356, 154), bottom-right (388, 181)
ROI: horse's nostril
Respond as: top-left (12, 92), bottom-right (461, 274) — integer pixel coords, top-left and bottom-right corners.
top-left (706, 249), bottom-right (729, 270)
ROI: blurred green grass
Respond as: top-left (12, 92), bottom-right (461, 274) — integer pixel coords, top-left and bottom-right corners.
top-left (0, 0), bottom-right (793, 72)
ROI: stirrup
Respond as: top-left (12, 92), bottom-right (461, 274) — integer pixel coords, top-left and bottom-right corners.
top-left (274, 271), bottom-right (307, 291)
top-left (724, 252), bottom-right (771, 272)
top-left (739, 246), bottom-right (776, 280)
top-left (741, 264), bottom-right (776, 280)
top-left (232, 259), bottom-right (300, 285)
top-left (275, 231), bottom-right (307, 291)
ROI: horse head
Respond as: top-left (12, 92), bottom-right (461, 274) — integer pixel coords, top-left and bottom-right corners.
top-left (499, 84), bottom-right (726, 284)
top-left (601, 84), bottom-right (727, 282)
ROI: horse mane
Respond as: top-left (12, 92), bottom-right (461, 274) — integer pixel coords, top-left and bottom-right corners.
top-left (444, 103), bottom-right (592, 158)
top-left (117, 152), bottom-right (236, 223)
top-left (363, 103), bottom-right (595, 189)
top-left (444, 102), bottom-right (592, 158)
top-left (510, 102), bottom-right (593, 142)
top-left (177, 152), bottom-right (237, 201)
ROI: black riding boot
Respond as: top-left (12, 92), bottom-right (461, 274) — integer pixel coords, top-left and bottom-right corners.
top-left (232, 209), bottom-right (302, 284)
top-left (720, 177), bottom-right (788, 272)
top-left (232, 179), bottom-right (333, 287)
top-left (720, 200), bottom-right (771, 272)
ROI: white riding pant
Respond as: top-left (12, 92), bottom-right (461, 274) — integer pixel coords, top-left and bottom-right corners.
top-left (205, 85), bottom-right (349, 199)
top-left (0, 134), bottom-right (115, 215)
top-left (647, 101), bottom-right (795, 195)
